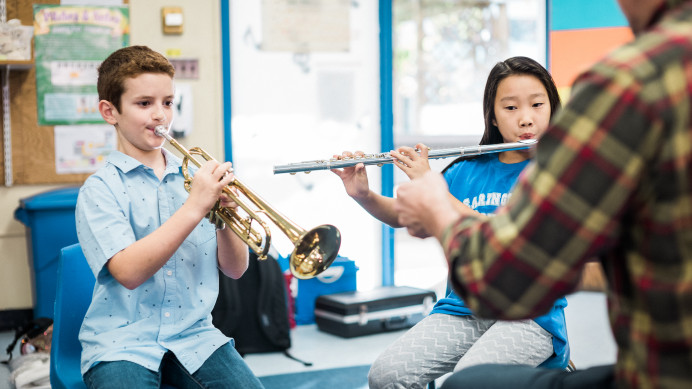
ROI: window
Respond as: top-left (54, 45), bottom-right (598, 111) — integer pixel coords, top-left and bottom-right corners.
top-left (229, 1), bottom-right (383, 290)
top-left (394, 0), bottom-right (546, 145)
top-left (391, 0), bottom-right (547, 296)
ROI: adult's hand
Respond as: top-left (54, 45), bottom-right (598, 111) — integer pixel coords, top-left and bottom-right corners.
top-left (394, 171), bottom-right (461, 240)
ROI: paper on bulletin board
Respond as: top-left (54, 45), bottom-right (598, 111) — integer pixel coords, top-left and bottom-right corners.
top-left (54, 125), bottom-right (116, 174)
top-left (261, 0), bottom-right (350, 52)
top-left (33, 5), bottom-right (129, 125)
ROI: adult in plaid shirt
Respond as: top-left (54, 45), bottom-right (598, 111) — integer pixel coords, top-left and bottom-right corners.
top-left (394, 0), bottom-right (692, 388)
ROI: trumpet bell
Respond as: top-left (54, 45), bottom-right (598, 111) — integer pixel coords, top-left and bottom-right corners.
top-left (290, 224), bottom-right (341, 280)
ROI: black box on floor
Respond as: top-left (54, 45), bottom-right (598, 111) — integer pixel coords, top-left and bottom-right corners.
top-left (314, 286), bottom-right (437, 338)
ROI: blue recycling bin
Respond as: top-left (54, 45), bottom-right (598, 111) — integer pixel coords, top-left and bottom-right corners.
top-left (14, 186), bottom-right (80, 319)
top-left (294, 256), bottom-right (358, 325)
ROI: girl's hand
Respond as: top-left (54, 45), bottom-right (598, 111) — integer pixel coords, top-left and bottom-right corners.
top-left (331, 151), bottom-right (371, 200)
top-left (391, 143), bottom-right (431, 180)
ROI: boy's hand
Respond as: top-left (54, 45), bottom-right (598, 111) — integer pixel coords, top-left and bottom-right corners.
top-left (391, 143), bottom-right (431, 180)
top-left (188, 160), bottom-right (236, 218)
top-left (219, 186), bottom-right (240, 210)
top-left (331, 151), bottom-right (371, 200)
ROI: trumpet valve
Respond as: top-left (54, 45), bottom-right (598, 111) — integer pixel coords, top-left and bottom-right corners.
top-left (207, 201), bottom-right (226, 230)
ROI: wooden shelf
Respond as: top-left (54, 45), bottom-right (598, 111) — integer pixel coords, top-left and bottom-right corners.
top-left (0, 60), bottom-right (33, 69)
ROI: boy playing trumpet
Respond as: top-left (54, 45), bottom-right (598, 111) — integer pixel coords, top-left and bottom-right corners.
top-left (75, 45), bottom-right (264, 389)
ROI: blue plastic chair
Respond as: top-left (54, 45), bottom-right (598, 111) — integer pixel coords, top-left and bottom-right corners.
top-left (50, 243), bottom-right (93, 389)
top-left (50, 243), bottom-right (180, 388)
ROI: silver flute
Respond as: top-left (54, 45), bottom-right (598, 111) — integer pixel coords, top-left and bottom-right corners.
top-left (273, 139), bottom-right (537, 175)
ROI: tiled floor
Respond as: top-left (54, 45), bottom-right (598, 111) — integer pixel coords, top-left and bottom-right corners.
top-left (243, 324), bottom-right (406, 377)
top-left (1, 291), bottom-right (617, 388)
top-left (243, 291), bottom-right (617, 377)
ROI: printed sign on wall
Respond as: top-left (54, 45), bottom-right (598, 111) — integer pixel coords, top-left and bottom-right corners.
top-left (33, 5), bottom-right (129, 125)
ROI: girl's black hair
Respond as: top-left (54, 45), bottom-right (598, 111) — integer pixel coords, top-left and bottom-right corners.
top-left (442, 56), bottom-right (561, 173)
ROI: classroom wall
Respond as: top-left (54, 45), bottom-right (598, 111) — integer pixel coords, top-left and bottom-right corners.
top-left (0, 0), bottom-right (222, 313)
top-left (0, 0), bottom-right (634, 314)
top-left (549, 0), bottom-right (633, 95)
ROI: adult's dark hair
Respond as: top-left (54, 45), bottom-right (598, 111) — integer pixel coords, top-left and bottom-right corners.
top-left (442, 56), bottom-right (560, 173)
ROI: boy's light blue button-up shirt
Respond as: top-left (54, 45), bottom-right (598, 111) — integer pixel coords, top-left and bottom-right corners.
top-left (75, 149), bottom-right (230, 375)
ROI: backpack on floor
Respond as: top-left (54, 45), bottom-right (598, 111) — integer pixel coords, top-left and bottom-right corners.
top-left (212, 250), bottom-right (310, 365)
top-left (3, 317), bottom-right (53, 363)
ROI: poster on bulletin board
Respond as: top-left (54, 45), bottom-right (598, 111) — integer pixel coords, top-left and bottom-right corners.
top-left (33, 5), bottom-right (129, 125)
top-left (54, 125), bottom-right (117, 174)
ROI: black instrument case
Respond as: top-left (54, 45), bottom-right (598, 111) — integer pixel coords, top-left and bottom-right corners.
top-left (314, 286), bottom-right (437, 338)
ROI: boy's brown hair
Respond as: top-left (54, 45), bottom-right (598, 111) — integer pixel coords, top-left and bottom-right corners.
top-left (97, 45), bottom-right (175, 112)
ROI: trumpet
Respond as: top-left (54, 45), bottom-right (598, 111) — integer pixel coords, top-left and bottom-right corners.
top-left (155, 126), bottom-right (341, 279)
top-left (273, 139), bottom-right (538, 175)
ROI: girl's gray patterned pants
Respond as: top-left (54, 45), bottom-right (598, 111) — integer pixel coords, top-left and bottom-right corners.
top-left (368, 313), bottom-right (553, 389)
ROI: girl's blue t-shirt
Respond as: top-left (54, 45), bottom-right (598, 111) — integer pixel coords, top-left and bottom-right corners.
top-left (431, 153), bottom-right (569, 369)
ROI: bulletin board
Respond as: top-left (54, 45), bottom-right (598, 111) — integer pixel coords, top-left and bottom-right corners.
top-left (34, 4), bottom-right (129, 125)
top-left (0, 0), bottom-right (128, 185)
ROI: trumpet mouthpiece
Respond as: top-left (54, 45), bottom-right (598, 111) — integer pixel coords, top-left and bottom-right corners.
top-left (154, 125), bottom-right (168, 137)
